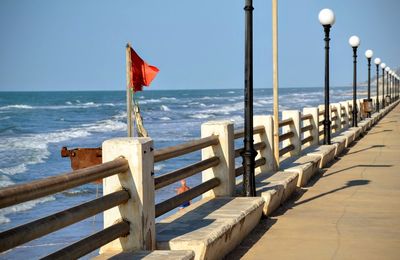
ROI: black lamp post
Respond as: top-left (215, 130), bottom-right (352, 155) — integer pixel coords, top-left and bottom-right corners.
top-left (349, 35), bottom-right (360, 127)
top-left (381, 63), bottom-right (386, 108)
top-left (318, 8), bottom-right (335, 145)
top-left (374, 58), bottom-right (381, 112)
top-left (385, 67), bottom-right (390, 105)
top-left (242, 0), bottom-right (256, 197)
top-left (365, 49), bottom-right (373, 117)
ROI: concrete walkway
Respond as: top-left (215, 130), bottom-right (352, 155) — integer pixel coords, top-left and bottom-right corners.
top-left (228, 104), bottom-right (400, 260)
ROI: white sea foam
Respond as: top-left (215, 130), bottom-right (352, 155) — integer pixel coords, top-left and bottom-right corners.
top-left (0, 195), bottom-right (55, 224)
top-left (160, 105), bottom-right (171, 111)
top-left (0, 164), bottom-right (27, 175)
top-left (203, 102), bottom-right (243, 115)
top-left (0, 116), bottom-right (127, 176)
top-left (228, 91), bottom-right (235, 94)
top-left (0, 104), bottom-right (33, 110)
top-left (65, 101), bottom-right (72, 105)
top-left (154, 164), bottom-right (165, 171)
top-left (160, 117), bottom-right (171, 120)
top-left (190, 113), bottom-right (213, 119)
top-left (160, 97), bottom-right (177, 101)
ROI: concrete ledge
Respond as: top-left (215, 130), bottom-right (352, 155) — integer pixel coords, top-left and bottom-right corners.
top-left (331, 135), bottom-right (346, 156)
top-left (282, 155), bottom-right (321, 187)
top-left (348, 126), bottom-right (362, 139)
top-left (156, 197), bottom-right (264, 260)
top-left (264, 171), bottom-right (299, 203)
top-left (94, 250), bottom-right (195, 260)
top-left (339, 131), bottom-right (355, 147)
top-left (305, 145), bottom-right (336, 168)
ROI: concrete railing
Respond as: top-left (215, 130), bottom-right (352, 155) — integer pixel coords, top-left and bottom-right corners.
top-left (0, 158), bottom-right (131, 259)
top-left (0, 94), bottom-right (396, 259)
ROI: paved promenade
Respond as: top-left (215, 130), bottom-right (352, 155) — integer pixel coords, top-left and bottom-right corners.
top-left (229, 104), bottom-right (400, 260)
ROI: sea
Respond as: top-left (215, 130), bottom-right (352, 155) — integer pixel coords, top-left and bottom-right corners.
top-left (0, 87), bottom-right (366, 259)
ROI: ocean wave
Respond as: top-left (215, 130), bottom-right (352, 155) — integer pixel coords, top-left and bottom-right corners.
top-left (0, 116), bottom-right (11, 120)
top-left (0, 163), bottom-right (27, 175)
top-left (0, 116), bottom-right (126, 175)
top-left (202, 102), bottom-right (243, 115)
top-left (141, 99), bottom-right (161, 104)
top-left (154, 164), bottom-right (165, 172)
top-left (62, 188), bottom-right (93, 196)
top-left (160, 105), bottom-right (171, 111)
top-left (160, 97), bottom-right (177, 101)
top-left (0, 104), bottom-right (33, 110)
top-left (0, 175), bottom-right (15, 188)
top-left (160, 117), bottom-right (171, 121)
top-left (0, 196), bottom-right (55, 224)
top-left (0, 102), bottom-right (121, 111)
top-left (190, 113), bottom-right (214, 119)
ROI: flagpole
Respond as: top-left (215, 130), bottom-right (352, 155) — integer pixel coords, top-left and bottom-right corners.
top-left (126, 43), bottom-right (133, 137)
top-left (272, 0), bottom-right (279, 170)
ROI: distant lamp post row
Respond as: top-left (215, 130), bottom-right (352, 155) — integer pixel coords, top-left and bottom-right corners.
top-left (318, 8), bottom-right (335, 145)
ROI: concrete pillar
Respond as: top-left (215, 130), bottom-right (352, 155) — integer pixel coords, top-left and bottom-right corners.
top-left (254, 115), bottom-right (275, 173)
top-left (302, 107), bottom-right (319, 146)
top-left (339, 101), bottom-right (350, 129)
top-left (331, 103), bottom-right (342, 133)
top-left (101, 137), bottom-right (155, 253)
top-left (357, 99), bottom-right (363, 120)
top-left (282, 110), bottom-right (301, 156)
top-left (201, 120), bottom-right (235, 197)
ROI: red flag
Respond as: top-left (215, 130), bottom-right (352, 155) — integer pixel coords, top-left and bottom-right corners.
top-left (130, 47), bottom-right (159, 92)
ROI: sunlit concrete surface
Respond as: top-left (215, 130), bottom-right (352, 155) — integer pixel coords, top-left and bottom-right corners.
top-left (228, 103), bottom-right (400, 260)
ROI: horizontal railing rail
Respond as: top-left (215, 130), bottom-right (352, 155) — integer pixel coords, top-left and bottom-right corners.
top-left (235, 141), bottom-right (266, 158)
top-left (0, 158), bottom-right (128, 209)
top-left (278, 118), bottom-right (293, 128)
top-left (0, 190), bottom-right (129, 253)
top-left (301, 114), bottom-right (313, 121)
top-left (234, 125), bottom-right (265, 139)
top-left (279, 131), bottom-right (294, 142)
top-left (235, 157), bottom-right (266, 177)
top-left (300, 124), bottom-right (313, 133)
top-left (279, 144), bottom-right (295, 157)
top-left (42, 221), bottom-right (130, 260)
top-left (154, 135), bottom-right (219, 162)
top-left (155, 177), bottom-right (220, 217)
top-left (301, 135), bottom-right (314, 145)
top-left (154, 156), bottom-right (220, 190)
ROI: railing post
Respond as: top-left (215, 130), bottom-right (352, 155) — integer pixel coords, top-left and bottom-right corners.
top-left (332, 103), bottom-right (342, 133)
top-left (282, 110), bottom-right (301, 156)
top-left (254, 115), bottom-right (275, 172)
top-left (201, 120), bottom-right (235, 197)
top-left (302, 107), bottom-right (319, 146)
top-left (100, 137), bottom-right (155, 253)
top-left (339, 101), bottom-right (350, 129)
top-left (358, 99), bottom-right (363, 120)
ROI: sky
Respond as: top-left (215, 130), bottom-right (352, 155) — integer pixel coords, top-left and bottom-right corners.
top-left (0, 0), bottom-right (399, 91)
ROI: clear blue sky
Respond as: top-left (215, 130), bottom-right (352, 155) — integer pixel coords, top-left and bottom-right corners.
top-left (0, 0), bottom-right (399, 91)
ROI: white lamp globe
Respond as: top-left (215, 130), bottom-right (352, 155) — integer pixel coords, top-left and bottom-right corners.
top-left (318, 9), bottom-right (335, 25)
top-left (365, 49), bottom-right (373, 58)
top-left (349, 35), bottom-right (360, 47)
top-left (374, 58), bottom-right (381, 65)
top-left (381, 63), bottom-right (386, 69)
top-left (385, 67), bottom-right (390, 72)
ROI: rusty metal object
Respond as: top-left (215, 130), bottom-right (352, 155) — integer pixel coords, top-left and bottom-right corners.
top-left (61, 147), bottom-right (103, 184)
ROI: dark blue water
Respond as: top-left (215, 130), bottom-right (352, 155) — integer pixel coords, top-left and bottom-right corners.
top-left (0, 87), bottom-right (364, 258)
